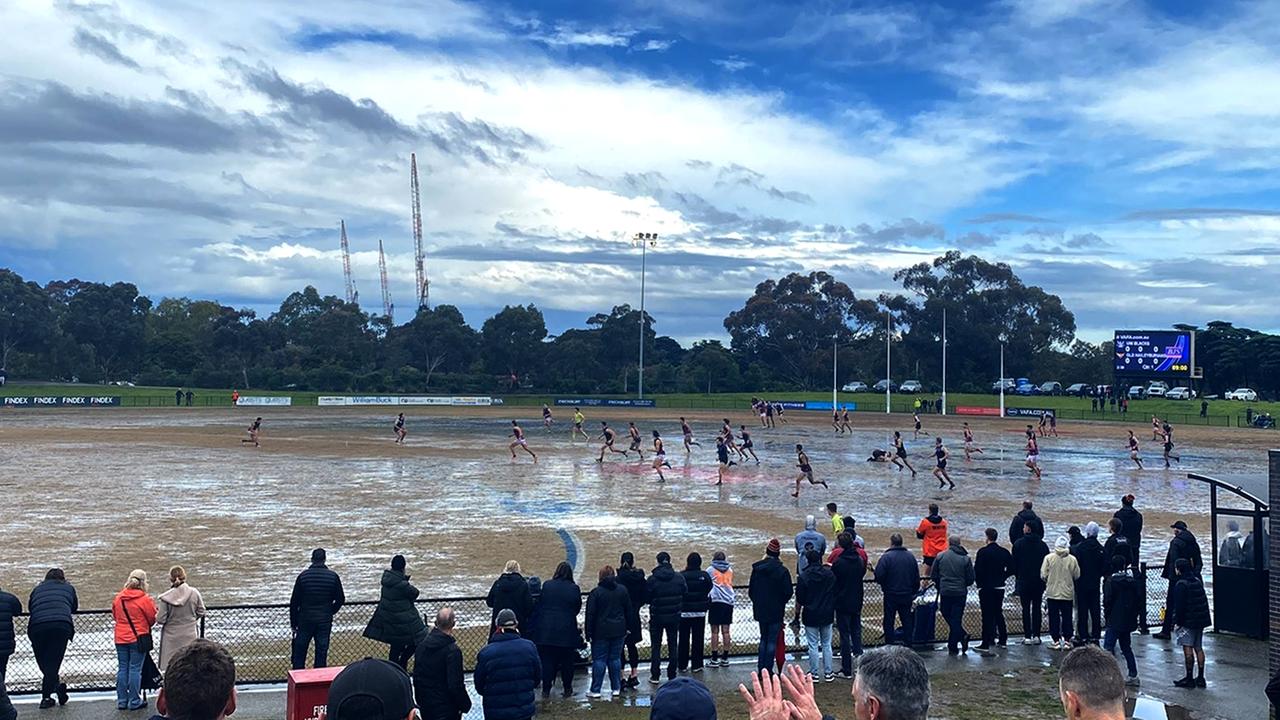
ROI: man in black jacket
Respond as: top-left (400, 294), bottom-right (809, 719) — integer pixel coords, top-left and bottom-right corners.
top-left (0, 585), bottom-right (20, 720)
top-left (873, 534), bottom-right (919, 647)
top-left (412, 608), bottom-right (472, 720)
top-left (1103, 518), bottom-right (1135, 570)
top-left (647, 552), bottom-right (687, 683)
top-left (974, 528), bottom-right (1014, 650)
top-left (1008, 501), bottom-right (1044, 545)
top-left (747, 538), bottom-right (793, 672)
top-left (1155, 521), bottom-right (1203, 640)
top-left (615, 553), bottom-right (646, 689)
top-left (677, 553), bottom-right (712, 673)
top-left (796, 550), bottom-right (837, 680)
top-left (289, 548), bottom-right (346, 669)
top-left (830, 532), bottom-right (865, 677)
top-left (1113, 495), bottom-right (1144, 568)
top-left (1071, 522), bottom-right (1106, 645)
top-left (1102, 555), bottom-right (1140, 685)
top-left (1169, 558), bottom-right (1211, 687)
top-left (1012, 524), bottom-right (1049, 644)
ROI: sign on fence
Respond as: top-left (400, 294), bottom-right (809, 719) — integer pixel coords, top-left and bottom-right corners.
top-left (235, 396), bottom-right (293, 407)
top-left (1004, 407), bottom-right (1056, 418)
top-left (2, 396), bottom-right (121, 408)
top-left (803, 401), bottom-right (856, 411)
top-left (553, 398), bottom-right (656, 407)
top-left (318, 396), bottom-right (496, 407)
top-left (955, 406), bottom-right (1001, 416)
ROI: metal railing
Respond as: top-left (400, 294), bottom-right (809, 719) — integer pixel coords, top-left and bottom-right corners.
top-left (7, 567), bottom-right (1171, 694)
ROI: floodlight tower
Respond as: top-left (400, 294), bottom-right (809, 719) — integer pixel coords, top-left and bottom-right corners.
top-left (340, 220), bottom-right (358, 305)
top-left (410, 153), bottom-right (429, 311)
top-left (379, 239), bottom-right (394, 323)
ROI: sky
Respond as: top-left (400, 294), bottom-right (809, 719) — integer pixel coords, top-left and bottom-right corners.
top-left (3, 0), bottom-right (1279, 345)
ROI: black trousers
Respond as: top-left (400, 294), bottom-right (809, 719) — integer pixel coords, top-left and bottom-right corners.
top-left (29, 626), bottom-right (71, 699)
top-left (677, 616), bottom-right (706, 670)
top-left (1020, 588), bottom-right (1044, 638)
top-left (1075, 587), bottom-right (1101, 642)
top-left (388, 642), bottom-right (415, 670)
top-left (649, 622), bottom-right (678, 680)
top-left (538, 645), bottom-right (577, 695)
top-left (882, 597), bottom-right (913, 645)
top-left (0, 653), bottom-right (14, 720)
top-left (978, 588), bottom-right (1007, 646)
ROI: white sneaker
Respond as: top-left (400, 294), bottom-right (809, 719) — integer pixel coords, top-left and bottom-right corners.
top-left (1022, 638), bottom-right (1035, 645)
top-left (588, 691), bottom-right (602, 699)
top-left (1033, 637), bottom-right (1043, 645)
top-left (1049, 640), bottom-right (1061, 650)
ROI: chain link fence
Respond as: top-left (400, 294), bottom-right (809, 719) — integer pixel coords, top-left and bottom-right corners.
top-left (7, 567), bottom-right (1172, 695)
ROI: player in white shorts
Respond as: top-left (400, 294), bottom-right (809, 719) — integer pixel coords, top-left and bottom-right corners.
top-left (509, 420), bottom-right (537, 462)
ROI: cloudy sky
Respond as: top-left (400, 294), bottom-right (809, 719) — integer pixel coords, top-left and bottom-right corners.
top-left (3, 0), bottom-right (1279, 344)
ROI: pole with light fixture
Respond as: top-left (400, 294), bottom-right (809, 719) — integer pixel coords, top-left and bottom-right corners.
top-left (632, 232), bottom-right (658, 399)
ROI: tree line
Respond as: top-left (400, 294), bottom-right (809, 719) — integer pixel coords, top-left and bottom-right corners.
top-left (1, 253), bottom-right (1275, 397)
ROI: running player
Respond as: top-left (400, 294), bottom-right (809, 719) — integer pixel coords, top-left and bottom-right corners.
top-left (1127, 430), bottom-right (1144, 469)
top-left (932, 437), bottom-right (954, 490)
top-left (1025, 428), bottom-right (1042, 479)
top-left (542, 404), bottom-right (554, 428)
top-left (832, 408), bottom-right (842, 433)
top-left (1038, 413), bottom-right (1049, 437)
top-left (757, 399), bottom-right (769, 428)
top-left (509, 420), bottom-right (537, 462)
top-left (715, 436), bottom-right (732, 486)
top-left (765, 401), bottom-right (776, 428)
top-left (774, 402), bottom-right (787, 424)
top-left (241, 417), bottom-right (262, 447)
top-left (393, 413), bottom-right (407, 444)
top-left (627, 422), bottom-right (645, 460)
top-left (792, 444), bottom-right (828, 498)
top-left (1151, 416), bottom-right (1162, 441)
top-left (891, 431), bottom-right (916, 477)
top-left (962, 422), bottom-right (983, 460)
top-left (651, 431), bottom-right (673, 481)
top-left (913, 411), bottom-right (924, 440)
top-left (680, 417), bottom-right (701, 452)
top-left (839, 406), bottom-right (852, 433)
top-left (1048, 413), bottom-right (1059, 438)
top-left (739, 425), bottom-right (760, 464)
top-left (1162, 431), bottom-right (1181, 468)
top-left (572, 408), bottom-right (589, 441)
top-left (598, 421), bottom-right (628, 462)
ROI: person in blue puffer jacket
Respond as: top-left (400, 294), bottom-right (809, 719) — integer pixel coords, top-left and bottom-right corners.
top-left (475, 609), bottom-right (542, 720)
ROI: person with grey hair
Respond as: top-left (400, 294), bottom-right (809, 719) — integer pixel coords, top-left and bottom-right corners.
top-left (1058, 645), bottom-right (1126, 720)
top-left (738, 645), bottom-right (930, 720)
top-left (795, 516), bottom-right (827, 573)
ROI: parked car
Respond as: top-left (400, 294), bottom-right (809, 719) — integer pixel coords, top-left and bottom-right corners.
top-left (991, 378), bottom-right (1016, 394)
top-left (899, 380), bottom-right (923, 394)
top-left (1014, 378), bottom-right (1038, 395)
top-left (841, 381), bottom-right (868, 393)
top-left (1146, 381), bottom-right (1169, 397)
top-left (1065, 383), bottom-right (1091, 396)
top-left (1226, 388), bottom-right (1258, 401)
top-left (1165, 387), bottom-right (1193, 400)
top-left (1127, 385), bottom-right (1146, 399)
top-left (873, 379), bottom-right (894, 393)
top-left (1039, 381), bottom-right (1063, 396)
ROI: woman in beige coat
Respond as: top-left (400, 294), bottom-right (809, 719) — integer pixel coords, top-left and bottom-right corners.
top-left (155, 566), bottom-right (206, 671)
top-left (1040, 537), bottom-right (1080, 651)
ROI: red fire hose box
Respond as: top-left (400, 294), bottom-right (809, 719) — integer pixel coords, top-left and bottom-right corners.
top-left (287, 666), bottom-right (345, 720)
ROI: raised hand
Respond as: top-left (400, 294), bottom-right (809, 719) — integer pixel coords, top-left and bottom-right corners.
top-left (780, 663), bottom-right (824, 720)
top-left (739, 670), bottom-right (790, 720)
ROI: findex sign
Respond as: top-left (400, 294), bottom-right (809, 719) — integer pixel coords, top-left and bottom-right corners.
top-left (2, 396), bottom-right (121, 407)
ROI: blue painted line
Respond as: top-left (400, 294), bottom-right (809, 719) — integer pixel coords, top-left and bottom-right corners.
top-left (556, 528), bottom-right (579, 569)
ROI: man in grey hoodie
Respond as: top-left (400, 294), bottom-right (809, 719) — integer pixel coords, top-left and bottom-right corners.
top-left (794, 516), bottom-right (827, 573)
top-left (930, 537), bottom-right (975, 654)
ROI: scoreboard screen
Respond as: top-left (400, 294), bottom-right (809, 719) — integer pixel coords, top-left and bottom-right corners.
top-left (1113, 330), bottom-right (1192, 377)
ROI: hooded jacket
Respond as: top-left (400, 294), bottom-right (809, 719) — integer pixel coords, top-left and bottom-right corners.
top-left (1103, 570), bottom-right (1140, 633)
top-left (27, 578), bottom-right (78, 638)
top-left (0, 588), bottom-right (20, 657)
top-left (747, 556), bottom-right (793, 624)
top-left (1113, 506), bottom-right (1144, 548)
top-left (680, 567), bottom-right (712, 616)
top-left (795, 563), bottom-right (836, 627)
top-left (1169, 573), bottom-right (1211, 630)
top-left (413, 628), bottom-right (472, 720)
top-left (1219, 530), bottom-right (1246, 567)
top-left (1009, 508), bottom-right (1045, 544)
top-left (1103, 533), bottom-right (1135, 569)
top-left (487, 572), bottom-right (535, 627)
top-left (830, 549), bottom-right (865, 612)
top-left (795, 521), bottom-right (827, 573)
top-left (616, 565), bottom-right (647, 634)
top-left (363, 569), bottom-right (426, 647)
top-left (1162, 530), bottom-right (1203, 580)
top-left (974, 543), bottom-right (1014, 591)
top-left (930, 544), bottom-right (975, 598)
top-left (1040, 545), bottom-right (1081, 601)
top-left (915, 514), bottom-right (949, 559)
top-left (156, 582), bottom-right (207, 670)
top-left (1012, 536), bottom-right (1050, 595)
top-left (585, 576), bottom-right (631, 642)
top-left (873, 546), bottom-right (920, 602)
top-left (289, 563), bottom-right (344, 628)
top-left (1071, 536), bottom-right (1106, 595)
top-left (529, 578), bottom-right (581, 648)
top-left (709, 560), bottom-right (735, 606)
top-left (646, 563), bottom-right (688, 626)
top-left (474, 631), bottom-right (541, 720)
top-left (112, 587), bottom-right (157, 645)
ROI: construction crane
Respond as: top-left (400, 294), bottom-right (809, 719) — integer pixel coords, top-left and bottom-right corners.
top-left (339, 220), bottom-right (358, 305)
top-left (409, 152), bottom-right (429, 310)
top-left (378, 239), bottom-right (393, 323)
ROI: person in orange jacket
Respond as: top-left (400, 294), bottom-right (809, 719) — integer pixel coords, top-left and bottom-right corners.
top-left (112, 570), bottom-right (157, 711)
top-left (916, 504), bottom-right (949, 568)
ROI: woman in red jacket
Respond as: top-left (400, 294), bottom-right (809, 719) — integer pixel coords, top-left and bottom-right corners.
top-left (112, 570), bottom-right (157, 711)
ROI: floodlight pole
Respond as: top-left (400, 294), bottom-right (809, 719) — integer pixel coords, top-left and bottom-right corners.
top-left (1000, 342), bottom-right (1006, 417)
top-left (633, 233), bottom-right (657, 399)
top-left (885, 313), bottom-right (892, 414)
top-left (941, 307), bottom-right (947, 416)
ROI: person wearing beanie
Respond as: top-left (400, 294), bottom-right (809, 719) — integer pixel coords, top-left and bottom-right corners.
top-left (616, 552), bottom-right (647, 689)
top-left (647, 552), bottom-right (687, 683)
top-left (1071, 522), bottom-right (1106, 645)
top-left (1012, 523), bottom-right (1049, 644)
top-left (707, 552), bottom-right (735, 668)
top-left (678, 553), bottom-right (712, 673)
top-left (747, 539), bottom-right (793, 672)
top-left (1040, 537), bottom-right (1081, 651)
top-left (1169, 558), bottom-right (1211, 688)
top-left (651, 677), bottom-right (716, 720)
top-left (290, 548), bottom-right (345, 670)
top-left (475, 609), bottom-right (541, 720)
top-left (1156, 521), bottom-right (1203, 640)
top-left (364, 555), bottom-right (427, 670)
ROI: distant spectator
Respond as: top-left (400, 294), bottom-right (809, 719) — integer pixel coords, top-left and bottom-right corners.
top-left (1220, 520), bottom-right (1246, 568)
top-left (1009, 500), bottom-right (1045, 544)
top-left (289, 548), bottom-right (345, 670)
top-left (1169, 558), bottom-right (1211, 688)
top-left (112, 569), bottom-right (157, 711)
top-left (931, 536), bottom-right (975, 654)
top-left (830, 532), bottom-right (866, 677)
top-left (874, 534), bottom-right (919, 646)
top-left (652, 677), bottom-right (716, 720)
top-left (795, 516), bottom-right (826, 573)
top-left (327, 657), bottom-right (416, 720)
top-left (707, 551), bottom-right (736, 668)
top-left (616, 553), bottom-right (647, 688)
top-left (678, 553), bottom-right (711, 673)
top-left (1102, 555), bottom-right (1140, 686)
top-left (1071, 523), bottom-right (1106, 645)
top-left (647, 552), bottom-right (687, 683)
top-left (150, 639), bottom-right (237, 720)
top-left (1155, 521), bottom-right (1202, 640)
top-left (26, 568), bottom-right (77, 708)
top-left (363, 555), bottom-right (427, 670)
top-left (1013, 524), bottom-right (1049, 644)
top-left (531, 562), bottom-right (581, 698)
top-left (747, 538), bottom-right (792, 672)
top-left (1041, 537), bottom-right (1081, 650)
top-left (796, 550), bottom-right (836, 681)
top-left (487, 561), bottom-right (535, 631)
top-left (974, 528), bottom-right (1014, 651)
top-left (175, 389), bottom-right (183, 406)
top-left (185, 390), bottom-right (194, 407)
top-left (156, 565), bottom-right (207, 672)
top-left (0, 582), bottom-right (20, 720)
top-left (0, 367), bottom-right (6, 387)
top-left (475, 609), bottom-right (541, 720)
top-left (1058, 645), bottom-right (1126, 720)
top-left (413, 608), bottom-right (471, 720)
top-left (915, 504), bottom-right (948, 567)
top-left (585, 566), bottom-right (631, 698)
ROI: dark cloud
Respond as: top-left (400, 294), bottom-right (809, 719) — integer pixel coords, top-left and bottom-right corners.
top-left (954, 231), bottom-right (997, 249)
top-left (0, 159), bottom-right (237, 221)
top-left (231, 61), bottom-right (415, 140)
top-left (59, 1), bottom-right (191, 60)
top-left (965, 212), bottom-right (1050, 224)
top-left (853, 218), bottom-right (945, 244)
top-left (0, 80), bottom-right (277, 153)
top-left (685, 159), bottom-right (713, 170)
top-left (422, 112), bottom-right (545, 166)
top-left (1121, 208), bottom-right (1280, 221)
top-left (72, 28), bottom-right (141, 69)
top-left (711, 162), bottom-right (813, 204)
top-left (1063, 232), bottom-right (1108, 249)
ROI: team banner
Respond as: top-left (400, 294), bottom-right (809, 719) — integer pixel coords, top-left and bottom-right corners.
top-left (1004, 407), bottom-right (1056, 418)
top-left (554, 398), bottom-right (656, 407)
top-left (318, 396), bottom-right (495, 407)
top-left (955, 406), bottom-right (1001, 416)
top-left (803, 401), bottom-right (856, 411)
top-left (2, 396), bottom-right (121, 407)
top-left (235, 396), bottom-right (292, 407)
